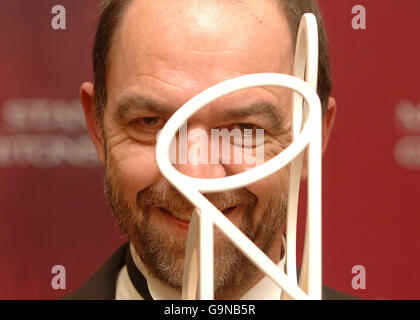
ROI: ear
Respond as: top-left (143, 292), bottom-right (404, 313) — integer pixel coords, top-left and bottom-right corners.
top-left (80, 82), bottom-right (106, 165)
top-left (321, 97), bottom-right (337, 154)
top-left (301, 96), bottom-right (337, 180)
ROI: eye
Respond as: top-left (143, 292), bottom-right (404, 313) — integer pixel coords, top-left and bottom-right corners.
top-left (221, 123), bottom-right (265, 147)
top-left (233, 123), bottom-right (260, 132)
top-left (230, 123), bottom-right (263, 137)
top-left (132, 117), bottom-right (165, 130)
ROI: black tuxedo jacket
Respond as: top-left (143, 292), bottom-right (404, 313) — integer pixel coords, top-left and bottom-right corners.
top-left (63, 243), bottom-right (356, 300)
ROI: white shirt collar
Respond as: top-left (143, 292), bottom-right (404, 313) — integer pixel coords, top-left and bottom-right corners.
top-left (116, 237), bottom-right (286, 300)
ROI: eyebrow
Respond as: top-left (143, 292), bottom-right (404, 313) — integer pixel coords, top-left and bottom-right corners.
top-left (114, 95), bottom-right (285, 130)
top-left (218, 102), bottom-right (285, 131)
top-left (113, 95), bottom-right (174, 123)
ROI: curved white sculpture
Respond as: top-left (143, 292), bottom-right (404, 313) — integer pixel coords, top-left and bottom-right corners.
top-left (156, 13), bottom-right (322, 300)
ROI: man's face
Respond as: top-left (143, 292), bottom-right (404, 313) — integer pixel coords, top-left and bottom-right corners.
top-left (103, 0), bottom-right (294, 298)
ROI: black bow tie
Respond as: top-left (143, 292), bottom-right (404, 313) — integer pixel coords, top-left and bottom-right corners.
top-left (125, 247), bottom-right (153, 300)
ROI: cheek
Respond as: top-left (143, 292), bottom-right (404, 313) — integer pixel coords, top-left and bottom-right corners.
top-left (107, 143), bottom-right (161, 205)
top-left (222, 135), bottom-right (291, 199)
top-left (246, 168), bottom-right (289, 205)
top-left (223, 156), bottom-right (290, 207)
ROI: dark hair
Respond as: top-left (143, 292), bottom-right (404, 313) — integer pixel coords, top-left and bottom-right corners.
top-left (92, 0), bottom-right (331, 125)
top-left (279, 0), bottom-right (331, 115)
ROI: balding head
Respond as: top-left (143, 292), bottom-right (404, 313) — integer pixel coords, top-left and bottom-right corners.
top-left (92, 0), bottom-right (331, 125)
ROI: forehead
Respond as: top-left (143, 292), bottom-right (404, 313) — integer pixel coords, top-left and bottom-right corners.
top-left (107, 0), bottom-right (293, 109)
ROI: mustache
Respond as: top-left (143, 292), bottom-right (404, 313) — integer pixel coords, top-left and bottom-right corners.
top-left (137, 184), bottom-right (257, 215)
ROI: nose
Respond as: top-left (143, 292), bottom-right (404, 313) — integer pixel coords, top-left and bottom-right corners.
top-left (172, 125), bottom-right (227, 179)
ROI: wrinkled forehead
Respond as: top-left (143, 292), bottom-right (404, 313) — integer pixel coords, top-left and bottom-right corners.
top-left (106, 0), bottom-right (294, 117)
top-left (111, 0), bottom-right (293, 73)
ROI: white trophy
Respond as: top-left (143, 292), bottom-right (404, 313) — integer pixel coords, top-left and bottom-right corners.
top-left (156, 13), bottom-right (322, 300)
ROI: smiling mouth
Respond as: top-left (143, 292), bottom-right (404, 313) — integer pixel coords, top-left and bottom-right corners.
top-left (158, 206), bottom-right (237, 222)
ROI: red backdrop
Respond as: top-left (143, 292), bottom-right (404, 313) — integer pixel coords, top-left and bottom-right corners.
top-left (0, 0), bottom-right (419, 299)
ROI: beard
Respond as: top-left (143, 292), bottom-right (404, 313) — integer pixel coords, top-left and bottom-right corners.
top-left (104, 169), bottom-right (287, 299)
